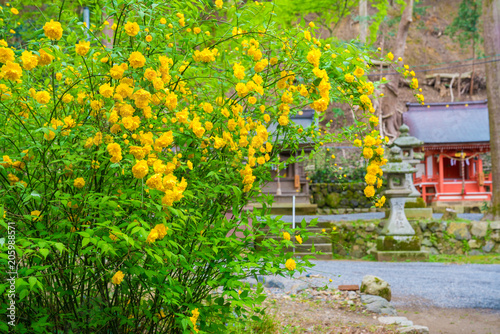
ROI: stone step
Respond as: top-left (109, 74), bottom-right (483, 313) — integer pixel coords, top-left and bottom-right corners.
top-left (256, 243), bottom-right (332, 253)
top-left (272, 194), bottom-right (311, 204)
top-left (294, 252), bottom-right (333, 260)
top-left (286, 243), bottom-right (332, 253)
top-left (256, 226), bottom-right (331, 234)
top-left (255, 235), bottom-right (331, 244)
top-left (252, 202), bottom-right (317, 215)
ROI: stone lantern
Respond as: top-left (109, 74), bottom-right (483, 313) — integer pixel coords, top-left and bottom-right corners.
top-left (392, 124), bottom-right (424, 201)
top-left (375, 146), bottom-right (429, 261)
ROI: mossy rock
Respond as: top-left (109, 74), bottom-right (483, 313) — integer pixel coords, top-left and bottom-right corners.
top-left (405, 197), bottom-right (426, 208)
top-left (314, 192), bottom-right (326, 208)
top-left (326, 192), bottom-right (341, 208)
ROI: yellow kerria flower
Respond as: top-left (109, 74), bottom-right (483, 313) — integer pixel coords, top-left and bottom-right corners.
top-left (295, 235), bottom-right (302, 244)
top-left (147, 228), bottom-right (159, 243)
top-left (1, 61), bottom-right (22, 81)
top-left (285, 258), bottom-right (296, 271)
top-left (43, 20), bottom-right (63, 40)
top-left (31, 210), bottom-right (41, 220)
top-left (35, 91), bottom-right (51, 104)
top-left (75, 40), bottom-right (90, 56)
top-left (132, 160), bottom-right (149, 179)
top-left (0, 47), bottom-right (15, 64)
top-left (124, 21), bottom-right (140, 37)
top-left (353, 66), bottom-right (364, 78)
top-left (128, 51), bottom-right (146, 69)
top-left (73, 177), bottom-right (85, 189)
top-left (386, 52), bottom-right (394, 61)
top-left (283, 231), bottom-right (290, 240)
top-left (111, 270), bottom-right (125, 285)
top-left (363, 147), bottom-right (373, 159)
top-left (364, 185), bottom-right (375, 198)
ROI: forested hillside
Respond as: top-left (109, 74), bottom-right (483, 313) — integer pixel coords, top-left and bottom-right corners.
top-left (286, 0), bottom-right (488, 136)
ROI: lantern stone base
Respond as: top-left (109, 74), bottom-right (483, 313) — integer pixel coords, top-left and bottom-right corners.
top-left (374, 250), bottom-right (429, 262)
top-left (376, 235), bottom-right (421, 251)
top-left (375, 235), bottom-right (429, 261)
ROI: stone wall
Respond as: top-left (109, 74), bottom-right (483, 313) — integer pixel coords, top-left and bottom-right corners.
top-left (310, 183), bottom-right (373, 209)
top-left (331, 220), bottom-right (500, 258)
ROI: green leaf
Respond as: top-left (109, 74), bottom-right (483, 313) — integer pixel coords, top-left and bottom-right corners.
top-left (82, 238), bottom-right (90, 247)
top-left (39, 248), bottom-right (49, 259)
top-left (54, 243), bottom-right (65, 253)
top-left (29, 277), bottom-right (38, 290)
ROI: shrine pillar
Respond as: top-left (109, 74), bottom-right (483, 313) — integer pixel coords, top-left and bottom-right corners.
top-left (478, 157), bottom-right (486, 192)
top-left (438, 154), bottom-right (444, 194)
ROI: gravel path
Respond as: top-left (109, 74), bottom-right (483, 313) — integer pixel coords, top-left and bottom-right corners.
top-left (255, 261), bottom-right (500, 310)
top-left (274, 212), bottom-right (484, 222)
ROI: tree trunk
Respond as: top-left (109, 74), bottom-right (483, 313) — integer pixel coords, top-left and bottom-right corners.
top-left (381, 0), bottom-right (414, 141)
top-left (359, 0), bottom-right (368, 43)
top-left (482, 0), bottom-right (500, 220)
top-left (470, 37), bottom-right (475, 96)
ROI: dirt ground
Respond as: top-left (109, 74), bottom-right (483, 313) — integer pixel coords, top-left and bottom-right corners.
top-left (396, 306), bottom-right (500, 334)
top-left (266, 292), bottom-right (500, 333)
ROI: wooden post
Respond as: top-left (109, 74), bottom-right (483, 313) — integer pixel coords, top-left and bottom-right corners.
top-left (439, 154), bottom-right (444, 194)
top-left (478, 157), bottom-right (485, 192)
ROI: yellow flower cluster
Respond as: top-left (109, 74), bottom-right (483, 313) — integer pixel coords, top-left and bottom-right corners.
top-left (43, 20), bottom-right (63, 40)
top-left (146, 224), bottom-right (169, 243)
top-left (360, 133), bottom-right (387, 199)
top-left (75, 40), bottom-right (90, 56)
top-left (111, 270), bottom-right (125, 285)
top-left (285, 258), bottom-right (296, 271)
top-left (193, 48), bottom-right (218, 62)
top-left (124, 21), bottom-right (140, 37)
top-left (190, 308), bottom-right (200, 333)
top-left (73, 177), bottom-right (86, 189)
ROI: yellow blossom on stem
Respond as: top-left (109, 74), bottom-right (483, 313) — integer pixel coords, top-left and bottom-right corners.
top-left (124, 21), bottom-right (140, 36)
top-left (43, 20), bottom-right (63, 40)
top-left (111, 270), bottom-right (125, 285)
top-left (285, 258), bottom-right (296, 271)
top-left (75, 40), bottom-right (90, 56)
top-left (73, 177), bottom-right (85, 189)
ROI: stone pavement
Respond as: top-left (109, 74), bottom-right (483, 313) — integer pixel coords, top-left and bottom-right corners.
top-left (273, 212), bottom-right (484, 223)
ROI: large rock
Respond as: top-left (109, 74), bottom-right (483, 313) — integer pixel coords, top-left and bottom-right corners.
top-left (378, 316), bottom-right (413, 327)
top-left (447, 222), bottom-right (471, 240)
top-left (326, 192), bottom-right (341, 208)
top-left (490, 232), bottom-right (500, 242)
top-left (441, 208), bottom-right (457, 220)
top-left (422, 246), bottom-right (440, 255)
top-left (468, 239), bottom-right (480, 249)
top-left (470, 221), bottom-right (488, 238)
top-left (489, 221), bottom-right (500, 230)
top-left (482, 241), bottom-right (495, 253)
top-left (399, 325), bottom-right (430, 334)
top-left (314, 192), bottom-right (326, 208)
top-left (360, 294), bottom-right (396, 315)
top-left (360, 275), bottom-right (392, 301)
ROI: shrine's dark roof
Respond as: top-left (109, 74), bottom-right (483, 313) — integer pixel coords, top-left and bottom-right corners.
top-left (404, 100), bottom-right (490, 144)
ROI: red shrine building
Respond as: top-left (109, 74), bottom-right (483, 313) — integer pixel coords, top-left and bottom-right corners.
top-left (404, 100), bottom-right (492, 211)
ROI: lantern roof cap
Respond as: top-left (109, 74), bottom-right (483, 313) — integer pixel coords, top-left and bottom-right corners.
top-left (392, 124), bottom-right (424, 148)
top-left (382, 146), bottom-right (417, 174)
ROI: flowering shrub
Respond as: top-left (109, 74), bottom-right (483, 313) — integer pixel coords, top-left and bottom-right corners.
top-left (0, 0), bottom-right (419, 332)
